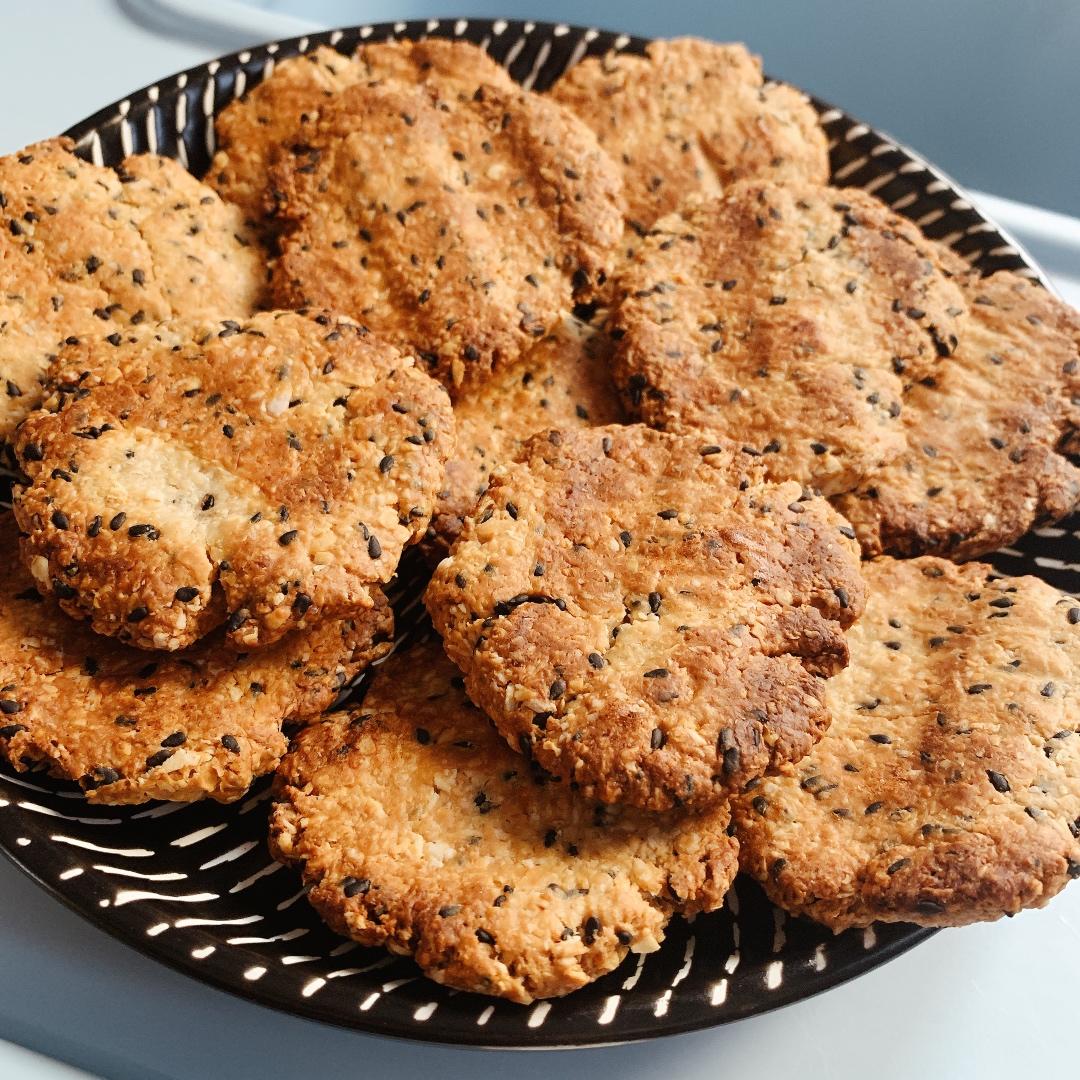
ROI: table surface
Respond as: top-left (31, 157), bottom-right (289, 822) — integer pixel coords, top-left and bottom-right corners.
top-left (2, 4), bottom-right (1080, 1078)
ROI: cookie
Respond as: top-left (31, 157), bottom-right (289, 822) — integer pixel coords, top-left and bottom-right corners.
top-left (13, 311), bottom-right (452, 652)
top-left (269, 641), bottom-right (736, 1003)
top-left (425, 424), bottom-right (865, 811)
top-left (208, 40), bottom-right (517, 229)
top-left (610, 181), bottom-right (968, 498)
top-left (269, 71), bottom-right (625, 395)
top-left (734, 556), bottom-right (1080, 929)
top-left (832, 272), bottom-right (1080, 558)
top-left (550, 38), bottom-right (828, 228)
top-left (0, 514), bottom-right (392, 804)
top-left (0, 139), bottom-right (264, 440)
top-left (428, 313), bottom-right (622, 551)
top-left (611, 182), bottom-right (1080, 555)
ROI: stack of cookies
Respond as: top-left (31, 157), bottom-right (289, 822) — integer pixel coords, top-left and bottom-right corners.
top-left (2, 36), bottom-right (1079, 1005)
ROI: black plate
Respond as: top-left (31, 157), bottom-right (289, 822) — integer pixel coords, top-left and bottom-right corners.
top-left (0, 16), bottom-right (1073, 1050)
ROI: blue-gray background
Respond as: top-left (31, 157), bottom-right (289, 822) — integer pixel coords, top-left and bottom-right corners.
top-left (241, 0), bottom-right (1080, 216)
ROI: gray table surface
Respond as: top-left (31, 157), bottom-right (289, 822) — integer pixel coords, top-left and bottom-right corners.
top-left (2, 4), bottom-right (1080, 1078)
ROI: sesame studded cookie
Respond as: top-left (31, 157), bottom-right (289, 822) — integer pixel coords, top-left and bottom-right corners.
top-left (611, 181), bottom-right (1080, 555)
top-left (550, 38), bottom-right (828, 228)
top-left (832, 271), bottom-right (1080, 558)
top-left (734, 556), bottom-right (1080, 930)
top-left (208, 41), bottom-right (516, 231)
top-left (13, 311), bottom-right (452, 652)
top-left (269, 72), bottom-right (625, 395)
top-left (269, 641), bottom-right (736, 1003)
top-left (610, 181), bottom-right (967, 499)
top-left (0, 515), bottom-right (393, 804)
top-left (428, 313), bottom-right (623, 552)
top-left (425, 424), bottom-right (865, 812)
top-left (0, 139), bottom-right (264, 440)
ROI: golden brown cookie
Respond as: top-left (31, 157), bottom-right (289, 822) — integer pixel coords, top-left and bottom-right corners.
top-left (734, 556), bottom-right (1080, 929)
top-left (611, 181), bottom-right (1080, 555)
top-left (550, 38), bottom-right (828, 228)
top-left (0, 514), bottom-right (392, 804)
top-left (428, 313), bottom-right (622, 551)
top-left (0, 139), bottom-right (264, 440)
top-left (13, 311), bottom-right (452, 652)
top-left (208, 40), bottom-right (516, 230)
top-left (269, 641), bottom-right (736, 1003)
top-left (269, 72), bottom-right (625, 395)
top-left (425, 424), bottom-right (865, 811)
top-left (833, 272), bottom-right (1080, 558)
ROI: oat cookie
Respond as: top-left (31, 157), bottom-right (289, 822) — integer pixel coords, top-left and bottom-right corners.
top-left (610, 181), bottom-right (969, 498)
top-left (269, 641), bottom-right (736, 1002)
top-left (269, 73), bottom-right (624, 395)
top-left (0, 139), bottom-right (264, 440)
top-left (611, 182), bottom-right (1080, 554)
top-left (0, 515), bottom-right (392, 804)
top-left (425, 424), bottom-right (865, 811)
top-left (833, 272), bottom-right (1080, 558)
top-left (735, 556), bottom-right (1080, 929)
top-left (429, 313), bottom-right (622, 551)
top-left (209, 41), bottom-right (516, 229)
top-left (550, 38), bottom-right (828, 228)
top-left (13, 311), bottom-right (452, 651)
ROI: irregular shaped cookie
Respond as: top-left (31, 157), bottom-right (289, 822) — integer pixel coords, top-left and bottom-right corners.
top-left (833, 272), bottom-right (1080, 558)
top-left (270, 642), bottom-right (736, 1002)
top-left (0, 138), bottom-right (264, 439)
top-left (611, 181), bottom-right (968, 498)
top-left (13, 311), bottom-right (452, 651)
top-left (550, 38), bottom-right (828, 228)
top-left (735, 556), bottom-right (1080, 929)
top-left (0, 515), bottom-right (392, 804)
top-left (429, 314), bottom-right (622, 551)
top-left (270, 72), bottom-right (624, 395)
top-left (425, 424), bottom-right (865, 811)
top-left (611, 182), bottom-right (1080, 554)
top-left (208, 41), bottom-right (515, 229)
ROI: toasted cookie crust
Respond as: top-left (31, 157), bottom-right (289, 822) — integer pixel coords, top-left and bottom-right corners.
top-left (269, 71), bottom-right (624, 395)
top-left (833, 272), bottom-right (1080, 558)
top-left (611, 181), bottom-right (1080, 554)
top-left (428, 313), bottom-right (622, 552)
top-left (550, 38), bottom-right (828, 228)
top-left (13, 311), bottom-right (452, 651)
top-left (610, 181), bottom-right (967, 498)
top-left (207, 40), bottom-right (515, 230)
top-left (425, 424), bottom-right (865, 811)
top-left (734, 556), bottom-right (1080, 930)
top-left (0, 515), bottom-right (392, 804)
top-left (0, 139), bottom-right (264, 440)
top-left (269, 642), bottom-right (736, 1003)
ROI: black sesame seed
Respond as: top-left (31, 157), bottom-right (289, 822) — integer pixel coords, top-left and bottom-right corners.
top-left (549, 678), bottom-right (566, 699)
top-left (343, 877), bottom-right (371, 898)
top-left (986, 770), bottom-right (1010, 793)
top-left (644, 668), bottom-right (669, 679)
top-left (587, 652), bottom-right (604, 670)
top-left (127, 606), bottom-right (149, 623)
top-left (109, 512), bottom-right (126, 531)
top-left (174, 586), bottom-right (199, 603)
top-left (0, 700), bottom-right (24, 716)
top-left (886, 858), bottom-right (910, 875)
top-left (160, 731), bottom-right (186, 748)
top-left (868, 733), bottom-right (891, 744)
top-left (278, 529), bottom-right (298, 546)
top-left (475, 929), bottom-right (495, 945)
top-left (145, 749), bottom-right (172, 769)
top-left (650, 728), bottom-right (666, 750)
top-left (221, 734), bottom-right (240, 752)
top-left (367, 535), bottom-right (382, 559)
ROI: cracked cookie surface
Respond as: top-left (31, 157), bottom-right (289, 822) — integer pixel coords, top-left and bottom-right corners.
top-left (269, 66), bottom-right (624, 395)
top-left (269, 641), bottom-right (736, 1002)
top-left (611, 181), bottom-right (1080, 555)
top-left (734, 556), bottom-right (1080, 929)
top-left (426, 424), bottom-right (865, 811)
top-left (0, 138), bottom-right (264, 440)
top-left (13, 311), bottom-right (451, 651)
top-left (0, 514), bottom-right (392, 804)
